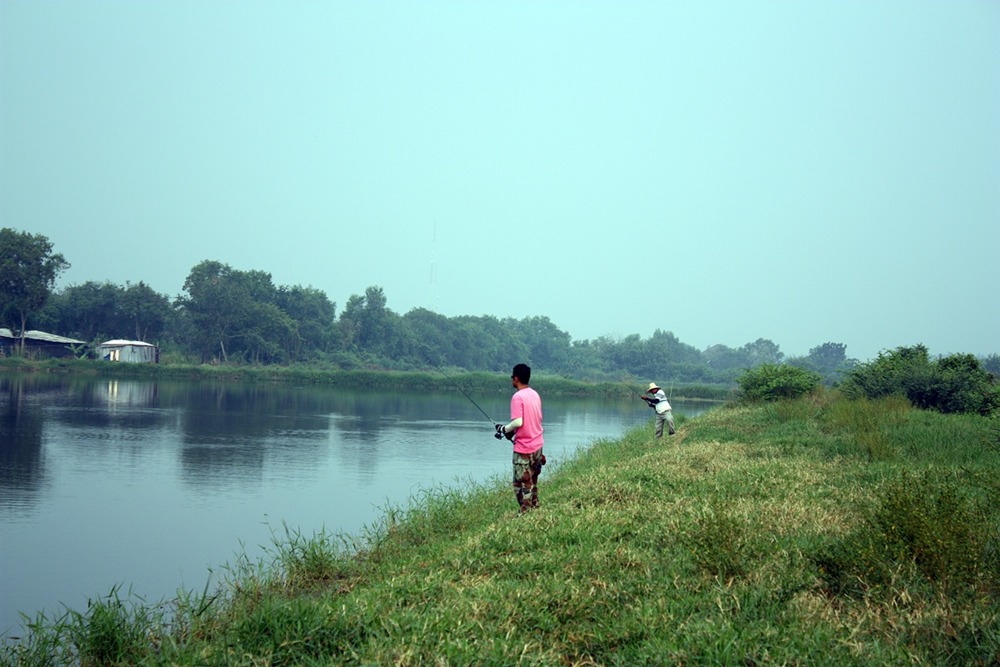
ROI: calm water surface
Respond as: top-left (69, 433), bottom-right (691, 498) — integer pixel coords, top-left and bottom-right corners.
top-left (0, 373), bottom-right (711, 637)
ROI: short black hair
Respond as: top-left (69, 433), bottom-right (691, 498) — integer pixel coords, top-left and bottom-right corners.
top-left (512, 363), bottom-right (531, 384)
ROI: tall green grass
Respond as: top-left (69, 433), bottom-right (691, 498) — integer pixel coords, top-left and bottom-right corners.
top-left (3, 391), bottom-right (997, 665)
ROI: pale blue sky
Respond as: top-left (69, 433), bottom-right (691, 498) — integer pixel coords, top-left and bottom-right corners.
top-left (2, 1), bottom-right (997, 361)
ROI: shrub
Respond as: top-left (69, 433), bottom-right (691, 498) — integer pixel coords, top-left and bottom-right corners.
top-left (736, 363), bottom-right (821, 402)
top-left (684, 503), bottom-right (752, 578)
top-left (842, 345), bottom-right (1000, 415)
top-left (814, 471), bottom-right (999, 597)
top-left (932, 353), bottom-right (1000, 415)
top-left (840, 344), bottom-right (931, 401)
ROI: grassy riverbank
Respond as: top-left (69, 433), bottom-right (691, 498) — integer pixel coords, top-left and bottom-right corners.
top-left (4, 391), bottom-right (999, 665)
top-left (0, 357), bottom-right (732, 401)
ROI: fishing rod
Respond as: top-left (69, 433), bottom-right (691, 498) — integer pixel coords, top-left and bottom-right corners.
top-left (619, 380), bottom-right (643, 398)
top-left (621, 379), bottom-right (662, 409)
top-left (438, 370), bottom-right (508, 438)
top-left (620, 379), bottom-right (648, 401)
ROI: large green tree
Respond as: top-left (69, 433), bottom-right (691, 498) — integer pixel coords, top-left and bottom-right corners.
top-left (402, 307), bottom-right (453, 367)
top-left (338, 286), bottom-right (401, 358)
top-left (741, 338), bottom-right (784, 366)
top-left (39, 280), bottom-right (174, 345)
top-left (806, 342), bottom-right (848, 373)
top-left (178, 261), bottom-right (243, 362)
top-left (276, 285), bottom-right (338, 359)
top-left (518, 315), bottom-right (572, 373)
top-left (178, 260), bottom-right (321, 364)
top-left (702, 343), bottom-right (745, 372)
top-left (39, 281), bottom-right (120, 342)
top-left (179, 260), bottom-right (297, 363)
top-left (601, 334), bottom-right (647, 377)
top-left (120, 281), bottom-right (174, 343)
top-left (0, 229), bottom-right (70, 352)
top-left (645, 329), bottom-right (703, 379)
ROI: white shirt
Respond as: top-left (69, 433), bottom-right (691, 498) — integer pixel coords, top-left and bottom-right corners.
top-left (651, 389), bottom-right (672, 414)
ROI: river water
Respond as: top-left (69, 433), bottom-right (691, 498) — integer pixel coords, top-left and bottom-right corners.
top-left (0, 373), bottom-right (712, 638)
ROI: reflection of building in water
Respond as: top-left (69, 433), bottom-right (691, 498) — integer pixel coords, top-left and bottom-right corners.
top-left (99, 380), bottom-right (158, 408)
top-left (97, 339), bottom-right (159, 363)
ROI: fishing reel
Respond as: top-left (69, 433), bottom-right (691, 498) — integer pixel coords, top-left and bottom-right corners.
top-left (494, 424), bottom-right (512, 440)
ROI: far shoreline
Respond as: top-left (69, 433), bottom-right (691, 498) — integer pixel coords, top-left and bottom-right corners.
top-left (0, 357), bottom-right (734, 402)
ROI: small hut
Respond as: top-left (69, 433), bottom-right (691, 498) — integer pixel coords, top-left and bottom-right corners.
top-left (97, 339), bottom-right (160, 364)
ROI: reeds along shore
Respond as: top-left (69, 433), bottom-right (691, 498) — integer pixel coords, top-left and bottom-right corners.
top-left (3, 389), bottom-right (998, 665)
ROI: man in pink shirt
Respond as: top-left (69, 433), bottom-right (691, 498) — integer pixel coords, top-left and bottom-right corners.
top-left (495, 363), bottom-right (545, 513)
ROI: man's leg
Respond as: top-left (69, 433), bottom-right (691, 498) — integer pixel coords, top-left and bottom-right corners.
top-left (513, 450), bottom-right (544, 512)
top-left (513, 452), bottom-right (534, 512)
top-left (529, 451), bottom-right (544, 508)
top-left (655, 412), bottom-right (665, 438)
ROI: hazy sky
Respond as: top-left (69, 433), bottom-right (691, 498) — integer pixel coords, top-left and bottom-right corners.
top-left (2, 1), bottom-right (997, 362)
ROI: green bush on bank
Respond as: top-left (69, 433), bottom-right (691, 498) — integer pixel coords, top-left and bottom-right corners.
top-left (736, 349), bottom-right (1000, 418)
top-left (736, 363), bottom-right (822, 402)
top-left (842, 344), bottom-right (1000, 416)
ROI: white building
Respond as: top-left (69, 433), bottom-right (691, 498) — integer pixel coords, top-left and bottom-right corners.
top-left (97, 340), bottom-right (159, 364)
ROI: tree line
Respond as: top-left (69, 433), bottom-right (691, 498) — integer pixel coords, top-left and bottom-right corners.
top-left (3, 229), bottom-right (997, 384)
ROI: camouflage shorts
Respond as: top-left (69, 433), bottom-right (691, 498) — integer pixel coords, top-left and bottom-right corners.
top-left (512, 449), bottom-right (545, 511)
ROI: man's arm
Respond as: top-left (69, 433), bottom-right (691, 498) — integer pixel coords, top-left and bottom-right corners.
top-left (501, 417), bottom-right (523, 433)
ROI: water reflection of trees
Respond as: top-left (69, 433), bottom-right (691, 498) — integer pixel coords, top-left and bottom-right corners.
top-left (0, 375), bottom-right (51, 505)
top-left (0, 377), bottom-right (697, 499)
top-left (330, 389), bottom-right (510, 439)
top-left (177, 383), bottom-right (337, 487)
top-left (177, 383), bottom-right (335, 440)
top-left (174, 384), bottom-right (512, 486)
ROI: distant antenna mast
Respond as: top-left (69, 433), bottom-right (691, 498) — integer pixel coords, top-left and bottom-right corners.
top-left (430, 223), bottom-right (436, 285)
top-left (430, 223), bottom-right (439, 312)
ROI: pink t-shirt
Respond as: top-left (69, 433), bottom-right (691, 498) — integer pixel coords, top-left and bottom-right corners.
top-left (510, 386), bottom-right (544, 454)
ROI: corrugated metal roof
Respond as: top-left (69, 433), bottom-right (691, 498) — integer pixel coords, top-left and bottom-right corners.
top-left (99, 340), bottom-right (156, 347)
top-left (0, 329), bottom-right (86, 344)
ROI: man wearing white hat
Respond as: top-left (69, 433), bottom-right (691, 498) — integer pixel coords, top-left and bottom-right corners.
top-left (642, 382), bottom-right (675, 438)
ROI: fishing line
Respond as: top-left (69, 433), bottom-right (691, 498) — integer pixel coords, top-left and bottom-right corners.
top-left (439, 369), bottom-right (500, 426)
